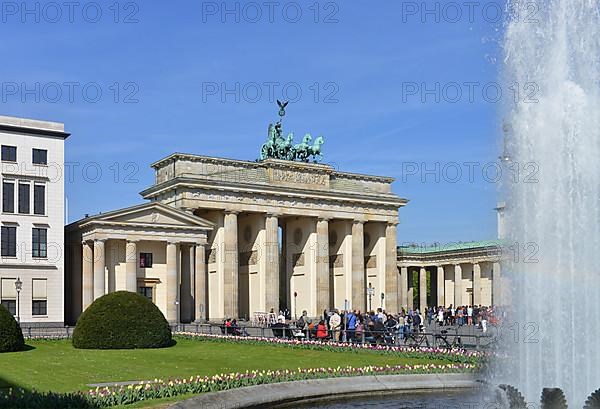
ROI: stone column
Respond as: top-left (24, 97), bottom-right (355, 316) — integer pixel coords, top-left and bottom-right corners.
top-left (194, 244), bottom-right (207, 322)
top-left (351, 220), bottom-right (365, 311)
top-left (179, 244), bottom-right (193, 322)
top-left (454, 264), bottom-right (462, 307)
top-left (316, 218), bottom-right (330, 314)
top-left (93, 239), bottom-right (106, 300)
top-left (166, 241), bottom-right (179, 323)
top-left (384, 223), bottom-right (398, 312)
top-left (265, 214), bottom-right (280, 313)
top-left (82, 241), bottom-right (94, 310)
top-left (125, 240), bottom-right (138, 293)
top-left (400, 266), bottom-right (408, 311)
top-left (493, 262), bottom-right (502, 306)
top-left (419, 266), bottom-right (427, 312)
top-left (436, 266), bottom-right (445, 307)
top-left (472, 263), bottom-right (481, 306)
top-left (224, 211), bottom-right (239, 318)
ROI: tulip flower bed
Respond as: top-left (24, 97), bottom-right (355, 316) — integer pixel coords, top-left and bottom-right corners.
top-left (176, 332), bottom-right (483, 364)
top-left (0, 363), bottom-right (476, 408)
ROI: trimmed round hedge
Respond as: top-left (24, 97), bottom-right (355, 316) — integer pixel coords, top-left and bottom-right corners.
top-left (0, 303), bottom-right (25, 352)
top-left (73, 291), bottom-right (172, 349)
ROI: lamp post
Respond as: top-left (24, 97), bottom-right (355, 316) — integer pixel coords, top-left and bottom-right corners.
top-left (14, 278), bottom-right (22, 323)
top-left (293, 292), bottom-right (298, 320)
top-left (367, 283), bottom-right (374, 312)
top-left (380, 292), bottom-right (385, 309)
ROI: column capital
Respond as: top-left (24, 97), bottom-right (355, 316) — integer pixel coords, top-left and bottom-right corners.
top-left (317, 216), bottom-right (331, 222)
top-left (387, 221), bottom-right (399, 227)
top-left (166, 240), bottom-right (180, 245)
top-left (126, 238), bottom-right (139, 244)
top-left (352, 219), bottom-right (365, 225)
top-left (266, 212), bottom-right (281, 218)
top-left (94, 238), bottom-right (107, 244)
top-left (224, 210), bottom-right (240, 216)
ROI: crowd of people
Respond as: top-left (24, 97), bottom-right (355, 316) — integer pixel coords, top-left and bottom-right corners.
top-left (270, 304), bottom-right (500, 343)
top-left (221, 305), bottom-right (502, 345)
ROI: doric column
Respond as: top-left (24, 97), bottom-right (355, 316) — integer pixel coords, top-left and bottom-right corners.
top-left (472, 263), bottom-right (481, 306)
top-left (419, 266), bottom-right (427, 312)
top-left (166, 241), bottom-right (179, 323)
top-left (316, 218), bottom-right (330, 314)
top-left (125, 240), bottom-right (138, 293)
top-left (194, 244), bottom-right (207, 322)
top-left (179, 244), bottom-right (193, 322)
top-left (351, 220), bottom-right (365, 311)
top-left (82, 241), bottom-right (94, 310)
top-left (93, 239), bottom-right (106, 300)
top-left (265, 214), bottom-right (280, 313)
top-left (454, 264), bottom-right (462, 307)
top-left (223, 211), bottom-right (239, 318)
top-left (492, 262), bottom-right (502, 306)
top-left (436, 265), bottom-right (445, 307)
top-left (385, 222), bottom-right (398, 312)
top-left (400, 266), bottom-right (408, 311)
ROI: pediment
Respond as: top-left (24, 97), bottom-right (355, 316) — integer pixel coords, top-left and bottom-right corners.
top-left (87, 202), bottom-right (214, 230)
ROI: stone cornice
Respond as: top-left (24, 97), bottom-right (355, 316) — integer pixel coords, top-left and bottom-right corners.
top-left (140, 177), bottom-right (407, 208)
top-left (149, 153), bottom-right (395, 184)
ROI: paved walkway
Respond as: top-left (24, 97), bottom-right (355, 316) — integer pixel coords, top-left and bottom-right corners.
top-left (169, 373), bottom-right (477, 409)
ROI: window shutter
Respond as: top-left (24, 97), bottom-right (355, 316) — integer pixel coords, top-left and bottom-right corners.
top-left (32, 279), bottom-right (47, 299)
top-left (1, 278), bottom-right (17, 299)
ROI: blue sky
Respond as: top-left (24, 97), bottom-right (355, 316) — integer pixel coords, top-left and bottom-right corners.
top-left (0, 0), bottom-right (506, 244)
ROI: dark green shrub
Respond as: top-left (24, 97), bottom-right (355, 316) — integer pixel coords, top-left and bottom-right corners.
top-left (72, 291), bottom-right (172, 349)
top-left (0, 303), bottom-right (24, 352)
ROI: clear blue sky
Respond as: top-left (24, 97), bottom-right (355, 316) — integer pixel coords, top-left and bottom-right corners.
top-left (0, 0), bottom-right (506, 244)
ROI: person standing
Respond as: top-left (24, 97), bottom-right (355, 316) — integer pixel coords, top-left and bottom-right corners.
top-left (329, 310), bottom-right (342, 340)
top-left (346, 310), bottom-right (357, 343)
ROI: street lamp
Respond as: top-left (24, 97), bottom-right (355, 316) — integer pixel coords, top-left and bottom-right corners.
top-left (367, 283), bottom-right (375, 312)
top-left (293, 292), bottom-right (298, 320)
top-left (14, 278), bottom-right (22, 323)
top-left (380, 292), bottom-right (385, 309)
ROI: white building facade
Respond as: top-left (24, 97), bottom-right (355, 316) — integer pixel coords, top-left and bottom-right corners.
top-left (0, 116), bottom-right (69, 327)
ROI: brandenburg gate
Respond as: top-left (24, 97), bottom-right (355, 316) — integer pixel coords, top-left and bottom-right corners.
top-left (139, 153), bottom-right (406, 320)
top-left (65, 105), bottom-right (407, 323)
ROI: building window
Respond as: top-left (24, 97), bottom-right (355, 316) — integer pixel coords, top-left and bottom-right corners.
top-left (33, 185), bottom-right (45, 215)
top-left (32, 228), bottom-right (47, 258)
top-left (32, 149), bottom-right (47, 165)
top-left (1, 226), bottom-right (16, 257)
top-left (2, 181), bottom-right (14, 213)
top-left (32, 279), bottom-right (47, 316)
top-left (140, 252), bottom-right (153, 268)
top-left (138, 286), bottom-right (153, 302)
top-left (1, 145), bottom-right (16, 162)
top-left (18, 183), bottom-right (30, 214)
top-left (1, 278), bottom-right (17, 315)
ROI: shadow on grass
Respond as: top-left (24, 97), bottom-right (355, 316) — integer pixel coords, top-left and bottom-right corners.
top-left (0, 375), bottom-right (98, 409)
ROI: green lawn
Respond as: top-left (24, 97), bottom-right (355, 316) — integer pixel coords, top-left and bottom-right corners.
top-left (0, 337), bottom-right (453, 393)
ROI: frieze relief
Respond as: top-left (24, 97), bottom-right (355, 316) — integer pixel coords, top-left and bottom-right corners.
top-left (207, 248), bottom-right (217, 264)
top-left (365, 255), bottom-right (377, 268)
top-left (187, 190), bottom-right (397, 220)
top-left (240, 251), bottom-right (258, 266)
top-left (268, 168), bottom-right (329, 188)
top-left (329, 254), bottom-right (343, 268)
top-left (293, 253), bottom-right (305, 267)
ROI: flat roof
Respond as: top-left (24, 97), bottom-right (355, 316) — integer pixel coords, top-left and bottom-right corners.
top-left (0, 115), bottom-right (69, 138)
top-left (398, 239), bottom-right (503, 255)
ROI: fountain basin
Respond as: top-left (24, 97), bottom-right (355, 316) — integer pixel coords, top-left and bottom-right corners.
top-left (169, 373), bottom-right (477, 409)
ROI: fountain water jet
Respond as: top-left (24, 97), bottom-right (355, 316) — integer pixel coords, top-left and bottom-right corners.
top-left (496, 0), bottom-right (600, 406)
